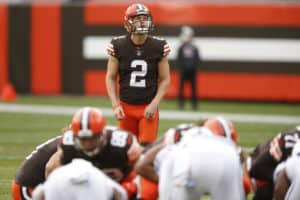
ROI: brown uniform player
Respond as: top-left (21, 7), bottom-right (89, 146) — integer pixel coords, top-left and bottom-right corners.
top-left (11, 135), bottom-right (61, 200)
top-left (106, 3), bottom-right (171, 146)
top-left (45, 107), bottom-right (143, 199)
top-left (248, 126), bottom-right (300, 200)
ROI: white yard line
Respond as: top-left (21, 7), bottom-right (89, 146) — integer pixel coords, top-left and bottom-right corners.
top-left (0, 103), bottom-right (299, 124)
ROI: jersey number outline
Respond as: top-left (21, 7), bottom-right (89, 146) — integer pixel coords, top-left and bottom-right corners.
top-left (129, 60), bottom-right (147, 88)
top-left (110, 130), bottom-right (128, 147)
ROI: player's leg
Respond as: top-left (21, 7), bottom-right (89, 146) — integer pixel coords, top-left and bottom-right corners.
top-left (159, 154), bottom-right (176, 200)
top-left (121, 171), bottom-right (138, 199)
top-left (11, 180), bottom-right (33, 200)
top-left (139, 111), bottom-right (158, 144)
top-left (190, 72), bottom-right (198, 110)
top-left (119, 102), bottom-right (139, 136)
top-left (169, 148), bottom-right (203, 200)
top-left (285, 175), bottom-right (300, 200)
top-left (178, 73), bottom-right (185, 110)
top-left (211, 151), bottom-right (244, 200)
top-left (135, 176), bottom-right (158, 200)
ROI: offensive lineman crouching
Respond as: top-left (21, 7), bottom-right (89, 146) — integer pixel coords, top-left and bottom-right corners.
top-left (45, 107), bottom-right (143, 199)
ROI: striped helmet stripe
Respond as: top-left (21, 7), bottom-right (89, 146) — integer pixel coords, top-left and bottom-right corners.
top-left (81, 107), bottom-right (91, 133)
top-left (217, 116), bottom-right (232, 141)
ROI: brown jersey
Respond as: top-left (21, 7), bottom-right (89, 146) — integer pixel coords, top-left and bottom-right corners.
top-left (59, 126), bottom-right (138, 182)
top-left (14, 136), bottom-right (60, 187)
top-left (110, 35), bottom-right (169, 105)
top-left (250, 126), bottom-right (300, 182)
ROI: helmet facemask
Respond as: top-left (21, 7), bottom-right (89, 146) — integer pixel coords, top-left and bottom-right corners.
top-left (126, 14), bottom-right (153, 34)
top-left (74, 134), bottom-right (103, 157)
top-left (124, 3), bottom-right (154, 34)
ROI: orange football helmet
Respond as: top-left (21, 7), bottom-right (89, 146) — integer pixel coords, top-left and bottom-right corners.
top-left (72, 107), bottom-right (106, 138)
top-left (71, 107), bottom-right (106, 156)
top-left (124, 3), bottom-right (154, 34)
top-left (203, 117), bottom-right (238, 144)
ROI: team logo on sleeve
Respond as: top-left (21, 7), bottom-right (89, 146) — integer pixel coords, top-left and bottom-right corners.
top-left (163, 43), bottom-right (171, 56)
top-left (106, 43), bottom-right (115, 56)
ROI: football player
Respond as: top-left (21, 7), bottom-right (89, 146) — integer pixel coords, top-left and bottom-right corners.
top-left (32, 159), bottom-right (127, 200)
top-left (135, 123), bottom-right (194, 200)
top-left (135, 117), bottom-right (245, 200)
top-left (106, 3), bottom-right (171, 146)
top-left (45, 107), bottom-right (143, 199)
top-left (248, 126), bottom-right (300, 200)
top-left (11, 133), bottom-right (64, 200)
top-left (274, 140), bottom-right (300, 200)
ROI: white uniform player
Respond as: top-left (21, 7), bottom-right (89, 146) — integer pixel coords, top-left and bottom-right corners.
top-left (275, 140), bottom-right (300, 200)
top-left (156, 126), bottom-right (244, 200)
top-left (32, 159), bottom-right (127, 200)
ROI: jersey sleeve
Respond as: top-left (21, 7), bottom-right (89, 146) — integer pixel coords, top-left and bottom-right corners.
top-left (162, 40), bottom-right (171, 57)
top-left (249, 149), bottom-right (278, 182)
top-left (59, 130), bottom-right (76, 165)
top-left (106, 41), bottom-right (115, 57)
top-left (152, 36), bottom-right (170, 59)
top-left (107, 37), bottom-right (123, 60)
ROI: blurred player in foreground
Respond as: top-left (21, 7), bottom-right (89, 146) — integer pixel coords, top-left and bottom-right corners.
top-left (11, 134), bottom-right (63, 200)
top-left (32, 158), bottom-right (127, 200)
top-left (135, 117), bottom-right (245, 200)
top-left (273, 140), bottom-right (300, 200)
top-left (248, 126), bottom-right (300, 200)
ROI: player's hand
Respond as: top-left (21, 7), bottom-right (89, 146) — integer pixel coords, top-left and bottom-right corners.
top-left (269, 134), bottom-right (282, 162)
top-left (114, 105), bottom-right (125, 120)
top-left (144, 103), bottom-right (158, 120)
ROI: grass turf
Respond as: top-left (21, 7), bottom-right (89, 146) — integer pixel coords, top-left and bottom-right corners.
top-left (0, 95), bottom-right (299, 199)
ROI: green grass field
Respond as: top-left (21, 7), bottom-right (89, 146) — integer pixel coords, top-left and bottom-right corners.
top-left (0, 95), bottom-right (299, 200)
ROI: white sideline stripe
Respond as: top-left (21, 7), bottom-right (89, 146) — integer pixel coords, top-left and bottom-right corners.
top-left (83, 36), bottom-right (300, 62)
top-left (0, 103), bottom-right (299, 124)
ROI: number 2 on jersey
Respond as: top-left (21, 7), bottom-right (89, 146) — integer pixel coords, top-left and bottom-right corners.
top-left (130, 60), bottom-right (147, 88)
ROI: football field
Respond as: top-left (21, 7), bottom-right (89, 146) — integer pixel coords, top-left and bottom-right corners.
top-left (0, 95), bottom-right (299, 200)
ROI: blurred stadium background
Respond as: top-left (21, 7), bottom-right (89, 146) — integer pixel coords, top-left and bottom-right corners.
top-left (0, 0), bottom-right (300, 199)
